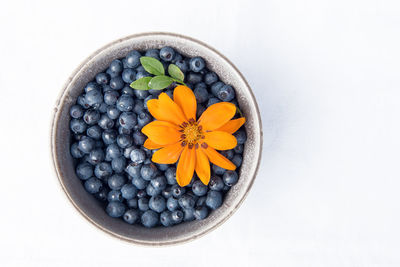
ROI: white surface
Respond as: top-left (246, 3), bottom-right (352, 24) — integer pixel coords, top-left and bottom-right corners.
top-left (1, 0), bottom-right (400, 266)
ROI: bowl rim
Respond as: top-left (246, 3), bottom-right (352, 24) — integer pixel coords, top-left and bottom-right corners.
top-left (50, 31), bottom-right (263, 246)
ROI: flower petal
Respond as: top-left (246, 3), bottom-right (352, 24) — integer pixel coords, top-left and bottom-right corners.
top-left (198, 102), bottom-right (236, 131)
top-left (152, 142), bottom-right (184, 164)
top-left (173, 85), bottom-right (197, 121)
top-left (143, 138), bottom-right (164, 149)
top-left (195, 147), bottom-right (210, 185)
top-left (202, 146), bottom-right (236, 170)
top-left (176, 146), bottom-right (196, 187)
top-left (203, 131), bottom-right (237, 150)
top-left (147, 93), bottom-right (186, 126)
top-left (141, 121), bottom-right (181, 145)
top-left (216, 117), bottom-right (246, 134)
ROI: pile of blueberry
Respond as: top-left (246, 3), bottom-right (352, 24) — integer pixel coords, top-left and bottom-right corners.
top-left (69, 46), bottom-right (247, 228)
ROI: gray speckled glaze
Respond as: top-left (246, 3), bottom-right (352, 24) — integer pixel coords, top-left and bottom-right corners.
top-left (51, 32), bottom-right (263, 246)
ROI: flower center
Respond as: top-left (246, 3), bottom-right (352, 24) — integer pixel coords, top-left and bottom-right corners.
top-left (180, 118), bottom-right (204, 148)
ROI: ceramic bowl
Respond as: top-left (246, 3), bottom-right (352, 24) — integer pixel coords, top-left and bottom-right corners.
top-left (51, 32), bottom-right (262, 246)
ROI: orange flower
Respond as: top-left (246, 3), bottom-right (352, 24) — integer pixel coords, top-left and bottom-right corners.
top-left (141, 85), bottom-right (245, 187)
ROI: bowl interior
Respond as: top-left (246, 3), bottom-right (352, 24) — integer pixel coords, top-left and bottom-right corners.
top-left (51, 32), bottom-right (262, 245)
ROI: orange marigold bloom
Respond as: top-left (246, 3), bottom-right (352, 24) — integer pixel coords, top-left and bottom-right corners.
top-left (141, 85), bottom-right (245, 186)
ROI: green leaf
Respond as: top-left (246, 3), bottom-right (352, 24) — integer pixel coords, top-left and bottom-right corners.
top-left (140, 57), bottom-right (165, 76)
top-left (168, 64), bottom-right (184, 81)
top-left (148, 76), bottom-right (174, 90)
top-left (130, 77), bottom-right (152, 90)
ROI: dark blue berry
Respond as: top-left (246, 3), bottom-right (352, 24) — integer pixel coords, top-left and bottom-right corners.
top-left (88, 148), bottom-right (105, 164)
top-left (209, 175), bottom-right (224, 191)
top-left (160, 46), bottom-right (175, 62)
top-left (207, 97), bottom-right (221, 107)
top-left (141, 163), bottom-right (157, 181)
top-left (131, 175), bottom-right (148, 190)
top-left (109, 77), bottom-right (124, 90)
top-left (178, 194), bottom-right (195, 209)
top-left (85, 89), bottom-right (103, 106)
top-left (194, 206), bottom-right (209, 220)
top-left (97, 102), bottom-right (108, 113)
top-left (149, 195), bottom-right (166, 213)
top-left (217, 84), bottom-right (235, 102)
top-left (192, 180), bottom-right (208, 196)
top-left (106, 106), bottom-right (120, 120)
top-left (160, 211), bottom-right (173, 226)
top-left (70, 119), bottom-right (87, 134)
top-left (118, 112), bottom-right (137, 130)
top-left (94, 162), bottom-right (112, 179)
top-left (156, 163), bottom-right (169, 172)
top-left (123, 146), bottom-right (135, 159)
top-left (77, 94), bottom-right (90, 109)
top-left (98, 114), bottom-right (114, 130)
top-left (127, 198), bottom-right (138, 209)
top-left (138, 197), bottom-right (149, 211)
top-left (126, 163), bottom-right (142, 178)
top-left (136, 70), bottom-right (150, 80)
top-left (146, 183), bottom-right (162, 197)
top-left (111, 156), bottom-right (126, 173)
top-left (108, 174), bottom-right (126, 190)
top-left (186, 72), bottom-right (202, 84)
top-left (83, 109), bottom-right (100, 125)
top-left (204, 72), bottom-right (218, 85)
top-left (76, 162), bottom-right (93, 180)
top-left (87, 125), bottom-right (102, 140)
top-left (189, 57), bottom-right (205, 72)
top-left (121, 184), bottom-right (138, 200)
top-left (84, 177), bottom-right (103, 194)
top-left (211, 81), bottom-right (224, 96)
top-left (133, 89), bottom-right (149, 100)
top-left (118, 126), bottom-right (132, 135)
top-left (70, 105), bottom-right (84, 119)
top-left (102, 85), bottom-right (113, 92)
top-left (183, 208), bottom-right (195, 222)
top-left (122, 68), bottom-right (137, 84)
top-left (196, 104), bottom-right (206, 119)
top-left (174, 59), bottom-right (189, 73)
top-left (194, 83), bottom-right (209, 104)
top-left (172, 53), bottom-right (182, 63)
top-left (107, 190), bottom-right (123, 202)
top-left (165, 167), bottom-right (177, 185)
top-left (132, 131), bottom-right (146, 145)
top-left (123, 209), bottom-right (139, 224)
top-left (78, 136), bottom-right (95, 154)
top-left (206, 190), bottom-right (223, 210)
top-left (71, 142), bottom-right (84, 158)
top-left (125, 50), bottom-right (141, 68)
top-left (162, 187), bottom-right (173, 199)
top-left (109, 59), bottom-right (123, 75)
top-left (144, 95), bottom-right (155, 110)
top-left (223, 170), bottom-right (238, 186)
top-left (130, 149), bottom-right (145, 164)
top-left (234, 130), bottom-right (246, 144)
top-left (117, 134), bottom-right (133, 148)
top-left (121, 86), bottom-right (134, 96)
top-left (102, 129), bottom-right (117, 145)
top-left (106, 201), bottom-right (126, 218)
top-left (196, 196), bottom-right (207, 207)
top-left (106, 143), bottom-right (122, 159)
top-left (96, 72), bottom-right (110, 85)
top-left (95, 187), bottom-right (109, 201)
top-left (145, 49), bottom-right (160, 60)
top-left (221, 149), bottom-right (234, 160)
top-left (84, 82), bottom-right (101, 93)
top-left (171, 210), bottom-right (183, 224)
top-left (141, 210), bottom-right (158, 228)
top-left (212, 164), bottom-right (226, 175)
top-left (167, 197), bottom-right (179, 211)
top-left (103, 90), bottom-right (119, 105)
top-left (232, 154), bottom-right (242, 167)
top-left (116, 94), bottom-right (134, 112)
top-left (234, 144), bottom-right (244, 153)
top-left (151, 176), bottom-right (167, 192)
top-left (171, 184), bottom-right (186, 198)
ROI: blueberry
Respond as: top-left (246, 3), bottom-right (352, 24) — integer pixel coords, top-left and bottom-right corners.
top-left (186, 72), bottom-right (202, 84)
top-left (130, 149), bottom-right (146, 164)
top-left (70, 119), bottom-right (87, 134)
top-left (96, 72), bottom-right (110, 85)
top-left (78, 136), bottom-right (95, 154)
top-left (102, 85), bottom-right (113, 92)
top-left (183, 208), bottom-right (195, 222)
top-left (88, 148), bottom-right (105, 164)
top-left (125, 50), bottom-right (141, 68)
top-left (94, 140), bottom-right (104, 148)
top-left (159, 46), bottom-right (175, 62)
top-left (217, 84), bottom-right (235, 102)
top-left (165, 167), bottom-right (177, 185)
top-left (122, 209), bottom-right (139, 224)
top-left (189, 57), bottom-right (205, 72)
top-left (178, 194), bottom-right (195, 210)
top-left (221, 149), bottom-right (234, 160)
top-left (137, 189), bottom-right (147, 198)
top-left (132, 131), bottom-right (146, 145)
top-left (122, 145), bottom-right (135, 159)
top-left (70, 105), bottom-right (84, 119)
top-left (156, 163), bottom-right (169, 172)
top-left (106, 201), bottom-right (126, 218)
top-left (109, 59), bottom-right (123, 75)
top-left (103, 90), bottom-right (119, 105)
top-left (83, 109), bottom-right (100, 125)
top-left (164, 89), bottom-right (173, 98)
top-left (116, 134), bottom-right (133, 148)
top-left (95, 187), bottom-right (109, 201)
top-left (126, 162), bottom-right (142, 178)
top-left (97, 102), bottom-right (108, 113)
top-left (121, 184), bottom-right (138, 200)
top-left (77, 94), bottom-right (90, 109)
top-left (94, 162), bottom-right (112, 179)
top-left (196, 104), bottom-right (206, 119)
top-left (84, 177), bottom-right (103, 194)
top-left (118, 112), bottom-right (137, 129)
top-left (76, 162), bottom-right (93, 180)
top-left (87, 125), bottom-right (102, 140)
top-left (234, 130), bottom-right (247, 144)
top-left (194, 206), bottom-right (209, 220)
top-left (141, 164), bottom-right (157, 181)
top-left (209, 175), bottom-right (224, 191)
top-left (148, 89), bottom-right (162, 96)
top-left (160, 211), bottom-right (173, 226)
top-left (134, 89), bottom-right (149, 100)
top-left (108, 174), bottom-right (126, 190)
top-left (172, 53), bottom-right (182, 63)
top-left (98, 114), bottom-right (114, 130)
top-left (136, 70), bottom-right (150, 80)
top-left (232, 154), bottom-right (242, 167)
top-left (166, 197), bottom-right (179, 211)
top-left (106, 143), bottom-right (122, 159)
top-left (116, 94), bottom-right (134, 112)
top-left (71, 142), bottom-right (84, 158)
top-left (211, 81), bottom-right (225, 96)
top-left (144, 95), bottom-right (155, 110)
top-left (207, 97), bottom-right (221, 107)
top-left (111, 156), bottom-right (126, 173)
top-left (146, 183), bottom-right (162, 197)
top-left (174, 59), bottom-right (189, 73)
top-left (121, 68), bottom-right (137, 84)
top-left (131, 175), bottom-right (148, 190)
top-left (162, 187), bottom-right (173, 199)
top-left (171, 210), bottom-right (183, 224)
top-left (145, 49), bottom-right (160, 60)
top-left (196, 196), bottom-right (207, 207)
top-left (102, 129), bottom-right (117, 145)
top-left (212, 164), bottom-right (226, 175)
top-left (106, 106), bottom-right (120, 120)
top-left (194, 84), bottom-right (209, 104)
top-left (138, 197), bottom-right (149, 211)
top-left (127, 198), bottom-right (138, 209)
top-left (118, 126), bottom-right (132, 135)
top-left (121, 86), bottom-right (134, 96)
top-left (204, 72), bottom-right (218, 85)
top-left (133, 101), bottom-right (145, 115)
top-left (109, 77), bottom-right (125, 90)
top-left (85, 89), bottom-right (103, 106)
top-left (107, 190), bottom-right (123, 202)
top-left (151, 176), bottom-right (167, 191)
top-left (141, 210), bottom-right (159, 228)
top-left (171, 184), bottom-right (186, 198)
top-left (223, 170), bottom-right (238, 186)
top-left (206, 190), bottom-right (223, 210)
top-left (84, 82), bottom-right (101, 93)
top-left (192, 180), bottom-right (208, 196)
top-left (149, 195), bottom-right (166, 213)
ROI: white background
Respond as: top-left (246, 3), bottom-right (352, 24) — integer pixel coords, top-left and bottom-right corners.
top-left (1, 0), bottom-right (400, 266)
